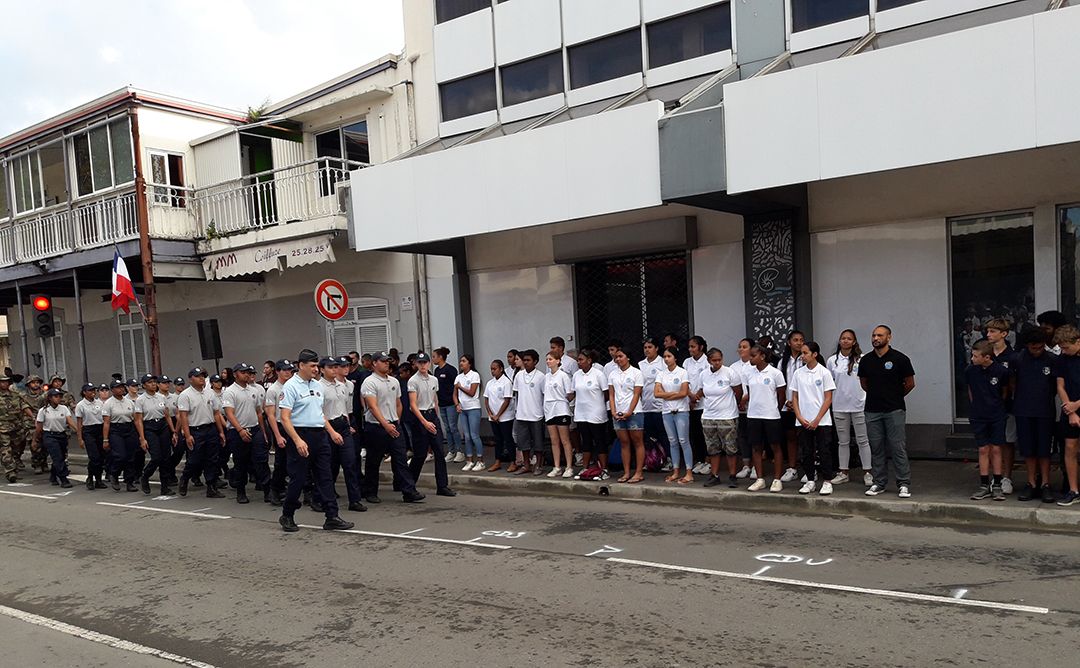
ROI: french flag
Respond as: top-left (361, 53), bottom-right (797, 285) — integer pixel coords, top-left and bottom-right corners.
top-left (111, 250), bottom-right (136, 313)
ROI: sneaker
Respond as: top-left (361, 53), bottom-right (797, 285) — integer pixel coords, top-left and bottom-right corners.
top-left (598, 471), bottom-right (610, 481)
top-left (547, 467), bottom-right (562, 478)
top-left (727, 475), bottom-right (738, 488)
top-left (425, 452), bottom-right (434, 462)
top-left (735, 465), bottom-right (751, 479)
top-left (749, 468), bottom-right (757, 480)
top-left (453, 452), bottom-right (466, 463)
top-left (1017, 483), bottom-right (1036, 502)
top-left (819, 481), bottom-right (833, 496)
top-left (798, 481), bottom-right (815, 494)
top-left (780, 468), bottom-right (798, 483)
top-left (992, 484), bottom-right (1006, 501)
top-left (1001, 477), bottom-right (1014, 495)
top-left (444, 452), bottom-right (454, 463)
top-left (865, 484), bottom-right (885, 496)
top-left (562, 467), bottom-right (574, 479)
top-left (532, 465), bottom-right (544, 476)
top-left (769, 479), bottom-right (783, 493)
top-left (1057, 491), bottom-right (1080, 506)
top-left (830, 472), bottom-right (849, 485)
top-left (800, 475), bottom-right (809, 484)
top-left (970, 485), bottom-right (992, 500)
top-left (863, 472), bottom-right (874, 487)
top-left (461, 462), bottom-right (474, 472)
top-left (660, 461), bottom-right (673, 473)
top-left (1041, 484), bottom-right (1056, 504)
top-left (703, 475), bottom-right (724, 488)
top-left (472, 461), bottom-right (486, 472)
top-left (898, 485), bottom-right (911, 499)
top-left (574, 453), bottom-right (584, 467)
top-left (748, 478), bottom-right (767, 492)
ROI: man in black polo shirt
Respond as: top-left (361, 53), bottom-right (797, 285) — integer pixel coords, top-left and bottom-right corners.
top-left (859, 325), bottom-right (916, 498)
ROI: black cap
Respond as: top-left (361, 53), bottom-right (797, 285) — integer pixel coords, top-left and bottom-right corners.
top-left (174, 377), bottom-right (186, 386)
top-left (126, 378), bottom-right (139, 387)
top-left (110, 380), bottom-right (126, 389)
top-left (140, 374), bottom-right (158, 385)
top-left (188, 367), bottom-right (208, 378)
top-left (81, 383), bottom-right (96, 393)
top-left (319, 357), bottom-right (341, 368)
top-left (98, 383), bottom-right (109, 391)
top-left (47, 388), bottom-right (62, 397)
top-left (415, 352), bottom-right (431, 363)
top-left (232, 362), bottom-right (254, 373)
top-left (373, 351), bottom-right (392, 363)
top-left (337, 356), bottom-right (351, 367)
top-left (297, 349), bottom-right (319, 363)
top-left (210, 374), bottom-right (223, 383)
top-left (275, 359), bottom-right (296, 371)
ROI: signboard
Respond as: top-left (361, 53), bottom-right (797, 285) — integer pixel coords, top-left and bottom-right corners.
top-left (400, 296), bottom-right (414, 311)
top-left (314, 279), bottom-right (349, 321)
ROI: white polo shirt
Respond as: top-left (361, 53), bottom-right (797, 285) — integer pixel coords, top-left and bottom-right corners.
top-left (746, 365), bottom-right (786, 420)
top-left (608, 365), bottom-right (644, 414)
top-left (512, 368), bottom-right (545, 422)
top-left (573, 367), bottom-right (608, 424)
top-left (791, 364), bottom-right (836, 427)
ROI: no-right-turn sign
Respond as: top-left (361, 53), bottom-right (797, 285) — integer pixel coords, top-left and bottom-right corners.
top-left (314, 279), bottom-right (349, 320)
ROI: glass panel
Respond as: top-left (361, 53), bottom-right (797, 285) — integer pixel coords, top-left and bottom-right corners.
top-left (435, 0), bottom-right (490, 24)
top-left (89, 125), bottom-right (113, 191)
top-left (38, 143), bottom-right (67, 207)
top-left (568, 29), bottom-right (643, 89)
top-left (150, 154), bottom-right (169, 204)
top-left (0, 163), bottom-right (8, 219)
top-left (342, 121), bottom-right (369, 164)
top-left (109, 119), bottom-right (134, 185)
top-left (439, 70), bottom-right (497, 121)
top-left (72, 133), bottom-right (94, 197)
top-left (877, 0), bottom-right (922, 10)
top-left (1060, 205), bottom-right (1080, 324)
top-left (315, 130), bottom-right (342, 159)
top-left (949, 212), bottom-right (1035, 419)
top-left (647, 4), bottom-right (733, 69)
top-left (501, 51), bottom-right (564, 107)
top-left (790, 0), bottom-right (868, 32)
top-left (12, 155), bottom-right (41, 213)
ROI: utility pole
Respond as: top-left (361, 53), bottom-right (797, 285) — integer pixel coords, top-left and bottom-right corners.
top-left (128, 108), bottom-right (162, 375)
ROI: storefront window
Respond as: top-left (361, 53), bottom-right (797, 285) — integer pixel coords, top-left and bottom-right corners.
top-left (949, 212), bottom-right (1035, 419)
top-left (1059, 205), bottom-right (1080, 324)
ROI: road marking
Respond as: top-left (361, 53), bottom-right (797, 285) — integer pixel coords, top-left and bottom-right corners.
top-left (0, 489), bottom-right (57, 500)
top-left (399, 528), bottom-right (426, 535)
top-left (297, 525), bottom-right (512, 550)
top-left (608, 558), bottom-right (1050, 615)
top-left (585, 545), bottom-right (623, 557)
top-left (0, 603), bottom-right (216, 668)
top-left (752, 566), bottom-right (773, 577)
top-left (96, 502), bottom-right (231, 520)
top-left (952, 588), bottom-right (969, 599)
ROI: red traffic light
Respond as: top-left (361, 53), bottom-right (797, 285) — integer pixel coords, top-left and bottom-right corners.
top-left (32, 296), bottom-right (51, 311)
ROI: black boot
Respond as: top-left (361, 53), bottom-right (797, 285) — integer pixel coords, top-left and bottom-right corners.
top-left (311, 498), bottom-right (325, 513)
top-left (205, 486), bottom-right (224, 499)
top-left (279, 515), bottom-right (299, 532)
top-left (94, 475), bottom-right (108, 489)
top-left (125, 481), bottom-right (138, 492)
top-left (269, 488), bottom-right (282, 507)
top-left (140, 475), bottom-right (152, 495)
top-left (237, 490), bottom-right (250, 504)
top-left (86, 477), bottom-right (95, 491)
top-left (178, 476), bottom-right (189, 497)
top-left (110, 474), bottom-right (121, 491)
top-left (60, 478), bottom-right (72, 488)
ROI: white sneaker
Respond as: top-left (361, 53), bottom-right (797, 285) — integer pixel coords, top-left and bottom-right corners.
top-left (830, 472), bottom-right (849, 485)
top-left (735, 465), bottom-right (752, 479)
top-left (780, 468), bottom-right (798, 483)
top-left (660, 461), bottom-right (673, 472)
top-left (819, 481), bottom-right (833, 496)
top-left (769, 479), bottom-right (783, 493)
top-left (562, 466), bottom-right (574, 478)
top-left (547, 467), bottom-right (562, 478)
top-left (865, 484), bottom-right (885, 496)
top-left (425, 452), bottom-right (434, 462)
top-left (863, 472), bottom-right (873, 486)
top-left (461, 461), bottom-right (474, 472)
top-left (749, 468), bottom-right (757, 480)
top-left (453, 452), bottom-right (466, 463)
top-left (444, 452), bottom-right (454, 463)
top-left (1001, 477), bottom-right (1014, 495)
top-left (800, 474), bottom-right (809, 484)
top-left (748, 478), bottom-right (767, 492)
top-left (598, 470), bottom-right (610, 481)
top-left (471, 461), bottom-right (486, 472)
top-left (898, 485), bottom-right (911, 498)
top-left (574, 453), bottom-right (584, 467)
top-left (798, 481), bottom-right (815, 494)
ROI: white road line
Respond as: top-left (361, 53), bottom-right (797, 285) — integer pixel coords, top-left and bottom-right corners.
top-left (0, 489), bottom-right (57, 500)
top-left (399, 528), bottom-right (426, 536)
top-left (0, 603), bottom-right (216, 668)
top-left (96, 502), bottom-right (231, 520)
top-left (297, 525), bottom-right (512, 550)
top-left (608, 558), bottom-right (1050, 615)
top-left (752, 566), bottom-right (772, 577)
top-left (952, 588), bottom-right (969, 599)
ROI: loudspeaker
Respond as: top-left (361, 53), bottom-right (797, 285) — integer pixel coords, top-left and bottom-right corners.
top-left (197, 319), bottom-right (222, 361)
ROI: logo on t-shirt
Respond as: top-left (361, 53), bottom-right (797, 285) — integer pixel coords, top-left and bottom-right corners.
top-left (815, 379), bottom-right (822, 386)
top-left (763, 378), bottom-right (771, 385)
top-left (1044, 367), bottom-right (1052, 376)
top-left (1001, 361), bottom-right (1009, 369)
top-left (990, 377), bottom-right (999, 386)
top-left (884, 362), bottom-right (894, 370)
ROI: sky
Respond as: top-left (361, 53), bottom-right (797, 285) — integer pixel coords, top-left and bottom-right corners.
top-left (0, 0), bottom-right (406, 136)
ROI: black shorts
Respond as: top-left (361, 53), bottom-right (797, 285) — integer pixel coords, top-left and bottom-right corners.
top-left (780, 411), bottom-right (796, 431)
top-left (545, 415), bottom-right (572, 427)
top-left (971, 418), bottom-right (1006, 447)
top-left (746, 418), bottom-right (783, 448)
top-left (576, 421), bottom-right (608, 455)
top-left (1015, 416), bottom-right (1053, 459)
top-left (1060, 414), bottom-right (1080, 440)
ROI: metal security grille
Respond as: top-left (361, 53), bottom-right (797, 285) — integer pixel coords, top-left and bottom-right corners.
top-left (575, 252), bottom-right (690, 361)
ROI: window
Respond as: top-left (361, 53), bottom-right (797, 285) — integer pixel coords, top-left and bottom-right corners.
top-left (439, 70), bottom-right (497, 121)
top-left (315, 120), bottom-right (370, 196)
top-left (647, 4), bottom-right (733, 69)
top-left (118, 312), bottom-right (148, 379)
top-left (501, 52), bottom-right (564, 107)
top-left (8, 143), bottom-right (67, 214)
top-left (71, 117), bottom-right (134, 197)
top-left (877, 0), bottom-right (922, 9)
top-left (149, 151), bottom-right (186, 207)
top-left (10, 153), bottom-right (42, 214)
top-left (1059, 205), bottom-right (1080, 325)
top-left (790, 0), bottom-right (868, 32)
top-left (0, 163), bottom-right (8, 219)
top-left (435, 0), bottom-right (490, 24)
top-left (327, 299), bottom-right (392, 356)
top-left (568, 29), bottom-right (643, 90)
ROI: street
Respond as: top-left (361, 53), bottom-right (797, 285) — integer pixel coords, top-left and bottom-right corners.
top-left (1, 466), bottom-right (1079, 667)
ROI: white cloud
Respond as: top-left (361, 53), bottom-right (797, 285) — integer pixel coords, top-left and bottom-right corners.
top-left (98, 46), bottom-right (122, 64)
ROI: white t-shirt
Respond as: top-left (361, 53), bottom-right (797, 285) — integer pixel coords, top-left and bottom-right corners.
top-left (551, 354), bottom-right (579, 376)
top-left (603, 360), bottom-right (618, 380)
top-left (573, 367), bottom-right (609, 424)
top-left (484, 375), bottom-right (515, 422)
top-left (656, 366), bottom-right (691, 414)
top-left (701, 366), bottom-right (742, 420)
top-left (543, 369), bottom-right (573, 420)
top-left (779, 354), bottom-right (805, 409)
top-left (826, 352), bottom-right (866, 413)
top-left (608, 365), bottom-right (644, 414)
top-left (683, 354), bottom-right (709, 408)
top-left (791, 363), bottom-right (836, 427)
top-left (455, 370), bottom-right (482, 411)
top-left (638, 356), bottom-right (665, 413)
top-left (512, 369), bottom-right (545, 421)
top-left (729, 359), bottom-right (753, 414)
top-left (746, 365), bottom-right (786, 420)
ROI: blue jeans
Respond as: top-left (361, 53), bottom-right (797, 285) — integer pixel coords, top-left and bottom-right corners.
top-left (662, 412), bottom-right (692, 470)
top-left (458, 409), bottom-right (483, 458)
top-left (439, 405), bottom-right (462, 453)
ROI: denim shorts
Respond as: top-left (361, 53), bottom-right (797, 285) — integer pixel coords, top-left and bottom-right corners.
top-left (613, 413), bottom-right (644, 431)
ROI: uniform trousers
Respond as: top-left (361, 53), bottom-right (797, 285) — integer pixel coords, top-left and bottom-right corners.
top-left (409, 409), bottom-right (449, 490)
top-left (140, 419), bottom-right (174, 484)
top-left (283, 427), bottom-right (338, 519)
top-left (107, 423), bottom-right (140, 483)
top-left (181, 424), bottom-right (221, 485)
top-left (42, 431), bottom-right (70, 480)
top-left (81, 424), bottom-right (105, 480)
top-left (362, 421), bottom-right (417, 498)
top-left (329, 416), bottom-right (362, 504)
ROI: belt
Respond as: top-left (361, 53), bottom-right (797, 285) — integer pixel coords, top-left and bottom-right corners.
top-left (228, 424), bottom-right (260, 431)
top-left (191, 423), bottom-right (215, 432)
top-left (145, 418), bottom-right (166, 427)
top-left (329, 416), bottom-right (350, 428)
top-left (112, 422), bottom-right (134, 429)
top-left (45, 430), bottom-right (65, 436)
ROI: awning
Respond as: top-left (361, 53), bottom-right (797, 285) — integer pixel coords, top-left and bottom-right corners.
top-left (202, 234), bottom-right (335, 280)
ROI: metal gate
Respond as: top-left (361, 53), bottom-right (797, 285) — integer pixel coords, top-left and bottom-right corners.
top-left (574, 252), bottom-right (690, 360)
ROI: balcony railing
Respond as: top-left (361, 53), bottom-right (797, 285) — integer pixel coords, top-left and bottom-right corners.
top-left (0, 190), bottom-right (139, 267)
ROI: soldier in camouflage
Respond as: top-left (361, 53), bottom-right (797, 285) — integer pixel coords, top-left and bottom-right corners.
top-left (0, 374), bottom-right (35, 482)
top-left (22, 375), bottom-right (48, 473)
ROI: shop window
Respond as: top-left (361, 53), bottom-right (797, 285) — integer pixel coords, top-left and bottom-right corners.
top-left (436, 0), bottom-right (490, 24)
top-left (569, 29), bottom-right (643, 90)
top-left (790, 0), bottom-right (868, 32)
top-left (647, 3), bottom-right (732, 69)
top-left (439, 70), bottom-right (497, 121)
top-left (1059, 205), bottom-right (1080, 325)
top-left (501, 52), bottom-right (564, 107)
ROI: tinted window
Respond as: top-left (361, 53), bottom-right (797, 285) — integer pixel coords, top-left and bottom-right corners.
top-left (440, 70), bottom-right (498, 121)
top-left (790, 0), bottom-right (868, 32)
top-left (436, 0), bottom-right (490, 24)
top-left (647, 4), bottom-right (732, 69)
top-left (568, 29), bottom-right (642, 89)
top-left (342, 121), bottom-right (369, 164)
top-left (501, 52), bottom-right (564, 107)
top-left (877, 0), bottom-right (922, 9)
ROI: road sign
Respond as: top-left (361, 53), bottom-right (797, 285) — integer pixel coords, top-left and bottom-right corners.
top-left (314, 279), bottom-right (349, 321)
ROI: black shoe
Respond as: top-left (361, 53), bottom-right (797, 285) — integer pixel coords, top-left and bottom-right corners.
top-left (205, 487), bottom-right (225, 499)
top-left (192, 477), bottom-right (204, 488)
top-left (279, 515), bottom-right (299, 532)
top-left (1042, 484), bottom-right (1057, 504)
top-left (311, 500), bottom-right (325, 513)
top-left (436, 487), bottom-right (457, 497)
top-left (161, 487), bottom-right (175, 496)
top-left (125, 482), bottom-right (138, 493)
top-left (254, 482), bottom-right (264, 492)
top-left (86, 478), bottom-right (95, 491)
top-left (263, 490), bottom-right (272, 504)
top-left (5, 473), bottom-right (16, 483)
top-left (703, 475), bottom-right (723, 488)
top-left (94, 479), bottom-right (108, 490)
top-left (1017, 483), bottom-right (1036, 502)
top-left (323, 516), bottom-right (354, 531)
top-left (403, 491), bottom-right (426, 503)
top-left (140, 476), bottom-right (151, 495)
top-left (348, 501), bottom-right (368, 512)
top-left (302, 491), bottom-right (311, 507)
top-left (727, 475), bottom-right (739, 489)
top-left (364, 496), bottom-right (381, 504)
top-left (50, 478), bottom-right (60, 486)
top-left (237, 491), bottom-right (250, 504)
top-left (269, 489), bottom-right (283, 507)
top-left (60, 478), bottom-right (72, 489)
top-left (178, 477), bottom-right (189, 497)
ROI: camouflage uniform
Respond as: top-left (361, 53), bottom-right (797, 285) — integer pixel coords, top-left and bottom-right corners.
top-left (0, 386), bottom-right (33, 481)
top-left (22, 385), bottom-right (47, 472)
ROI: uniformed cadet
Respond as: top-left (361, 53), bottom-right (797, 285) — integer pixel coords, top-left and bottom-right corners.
top-left (134, 374), bottom-right (176, 496)
top-left (126, 378), bottom-right (140, 399)
top-left (23, 375), bottom-right (48, 473)
top-left (178, 367), bottom-right (226, 498)
top-left (0, 374), bottom-right (35, 482)
top-left (264, 359), bottom-right (296, 507)
top-left (103, 380), bottom-right (139, 492)
top-left (222, 363), bottom-right (267, 504)
top-left (166, 376), bottom-right (194, 487)
top-left (407, 352), bottom-right (455, 497)
top-left (124, 378), bottom-right (147, 476)
top-left (75, 383), bottom-right (107, 490)
top-left (320, 357), bottom-right (365, 512)
top-left (34, 388), bottom-right (76, 488)
top-left (361, 351), bottom-right (425, 504)
top-left (277, 349), bottom-right (354, 532)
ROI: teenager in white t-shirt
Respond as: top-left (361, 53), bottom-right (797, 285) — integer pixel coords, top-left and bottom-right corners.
top-left (453, 355), bottom-right (484, 471)
top-left (656, 347), bottom-right (693, 484)
top-left (697, 348), bottom-right (743, 488)
top-left (791, 342), bottom-right (837, 495)
top-left (826, 329), bottom-right (872, 486)
top-left (484, 359), bottom-right (515, 472)
top-left (639, 338), bottom-right (669, 468)
top-left (572, 349), bottom-right (610, 477)
top-left (683, 336), bottom-right (710, 475)
top-left (608, 346), bottom-right (645, 484)
top-left (777, 330), bottom-right (806, 483)
top-left (603, 339), bottom-right (624, 382)
top-left (730, 338), bottom-right (756, 480)
top-left (512, 350), bottom-right (546, 476)
top-left (743, 345), bottom-right (787, 492)
top-left (544, 352), bottom-right (575, 478)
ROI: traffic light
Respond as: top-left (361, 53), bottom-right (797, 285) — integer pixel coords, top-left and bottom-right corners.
top-left (30, 294), bottom-right (55, 338)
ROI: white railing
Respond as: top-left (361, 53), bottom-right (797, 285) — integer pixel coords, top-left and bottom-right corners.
top-left (0, 191), bottom-right (139, 267)
top-left (193, 158), bottom-right (363, 238)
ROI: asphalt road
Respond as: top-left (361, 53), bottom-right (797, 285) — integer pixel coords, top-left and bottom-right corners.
top-left (1, 465), bottom-right (1079, 667)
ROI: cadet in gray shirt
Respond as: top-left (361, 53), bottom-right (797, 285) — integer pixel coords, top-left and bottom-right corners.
top-left (407, 352), bottom-right (454, 496)
top-left (361, 352), bottom-right (422, 503)
top-left (222, 363), bottom-right (268, 505)
top-left (35, 389), bottom-right (76, 488)
top-left (134, 375), bottom-right (176, 496)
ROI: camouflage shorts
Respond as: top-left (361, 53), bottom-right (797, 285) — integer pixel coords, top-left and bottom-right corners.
top-left (703, 418), bottom-right (739, 456)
